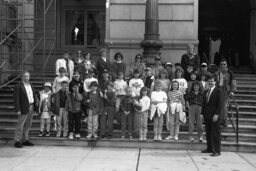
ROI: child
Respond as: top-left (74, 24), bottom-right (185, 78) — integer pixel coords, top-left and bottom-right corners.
top-left (172, 67), bottom-right (187, 95)
top-left (100, 82), bottom-right (116, 139)
top-left (153, 69), bottom-right (171, 93)
top-left (86, 81), bottom-right (103, 139)
top-left (165, 62), bottom-right (175, 81)
top-left (166, 81), bottom-right (185, 141)
top-left (83, 69), bottom-right (98, 93)
top-left (129, 69), bottom-right (144, 98)
top-left (144, 67), bottom-right (155, 93)
top-left (114, 72), bottom-right (128, 123)
top-left (112, 52), bottom-right (126, 79)
top-left (66, 83), bottom-right (83, 139)
top-left (38, 82), bottom-right (52, 137)
top-left (136, 87), bottom-right (150, 141)
top-left (186, 81), bottom-right (204, 142)
top-left (120, 87), bottom-right (135, 140)
top-left (200, 73), bottom-right (209, 91)
top-left (150, 81), bottom-right (168, 141)
top-left (52, 81), bottom-right (69, 137)
top-left (52, 67), bottom-right (70, 93)
top-left (69, 71), bottom-right (84, 94)
top-left (187, 71), bottom-right (197, 93)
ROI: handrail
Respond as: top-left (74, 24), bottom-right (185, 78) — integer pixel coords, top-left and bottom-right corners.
top-left (43, 42), bottom-right (55, 68)
top-left (228, 94), bottom-right (239, 144)
top-left (0, 75), bottom-right (20, 90)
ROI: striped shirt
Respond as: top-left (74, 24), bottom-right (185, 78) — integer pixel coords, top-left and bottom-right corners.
top-left (168, 90), bottom-right (183, 103)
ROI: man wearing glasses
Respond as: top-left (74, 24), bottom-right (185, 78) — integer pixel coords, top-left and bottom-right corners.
top-left (215, 59), bottom-right (236, 127)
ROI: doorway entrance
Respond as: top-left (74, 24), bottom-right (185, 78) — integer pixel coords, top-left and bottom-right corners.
top-left (198, 0), bottom-right (250, 66)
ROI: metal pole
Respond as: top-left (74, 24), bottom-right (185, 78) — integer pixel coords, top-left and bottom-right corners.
top-left (43, 0), bottom-right (46, 81)
top-left (21, 0), bottom-right (25, 73)
top-left (236, 106), bottom-right (239, 143)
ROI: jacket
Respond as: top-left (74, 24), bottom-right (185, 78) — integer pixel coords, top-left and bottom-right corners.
top-left (65, 92), bottom-right (83, 113)
top-left (215, 69), bottom-right (236, 93)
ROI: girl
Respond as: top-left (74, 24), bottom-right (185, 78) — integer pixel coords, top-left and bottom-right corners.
top-left (136, 87), bottom-right (150, 141)
top-left (172, 67), bottom-right (187, 95)
top-left (150, 81), bottom-right (168, 141)
top-left (186, 81), bottom-right (204, 142)
top-left (77, 52), bottom-right (96, 80)
top-left (166, 81), bottom-right (185, 141)
top-left (153, 69), bottom-right (170, 93)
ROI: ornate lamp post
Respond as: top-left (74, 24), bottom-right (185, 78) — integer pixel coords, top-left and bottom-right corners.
top-left (141, 0), bottom-right (162, 64)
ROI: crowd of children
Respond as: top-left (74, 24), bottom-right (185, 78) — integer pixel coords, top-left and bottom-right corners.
top-left (37, 51), bottom-right (212, 142)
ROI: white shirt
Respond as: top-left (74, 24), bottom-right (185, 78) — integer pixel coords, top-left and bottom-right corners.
top-left (139, 96), bottom-right (150, 112)
top-left (52, 76), bottom-right (70, 93)
top-left (55, 58), bottom-right (74, 80)
top-left (208, 86), bottom-right (215, 100)
top-left (173, 78), bottom-right (188, 94)
top-left (83, 77), bottom-right (98, 92)
top-left (129, 78), bottom-right (144, 97)
top-left (114, 79), bottom-right (128, 96)
top-left (150, 91), bottom-right (168, 119)
top-left (23, 82), bottom-right (34, 104)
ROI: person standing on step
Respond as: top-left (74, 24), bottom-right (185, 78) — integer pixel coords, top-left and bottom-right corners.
top-left (215, 58), bottom-right (236, 127)
top-left (201, 75), bottom-right (223, 157)
top-left (56, 51), bottom-right (74, 80)
top-left (38, 82), bottom-right (52, 137)
top-left (96, 48), bottom-right (112, 81)
top-left (14, 71), bottom-right (37, 148)
top-left (112, 52), bottom-right (126, 80)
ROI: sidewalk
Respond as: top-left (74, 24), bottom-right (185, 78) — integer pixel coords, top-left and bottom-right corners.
top-left (0, 146), bottom-right (256, 171)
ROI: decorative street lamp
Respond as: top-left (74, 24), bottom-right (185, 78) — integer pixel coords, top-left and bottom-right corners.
top-left (141, 0), bottom-right (163, 64)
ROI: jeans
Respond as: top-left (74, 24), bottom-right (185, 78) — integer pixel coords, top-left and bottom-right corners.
top-left (140, 111), bottom-right (148, 138)
top-left (88, 109), bottom-right (99, 134)
top-left (121, 111), bottom-right (133, 136)
top-left (188, 105), bottom-right (203, 138)
top-left (40, 118), bottom-right (50, 132)
top-left (168, 112), bottom-right (180, 137)
top-left (100, 106), bottom-right (114, 136)
top-left (153, 114), bottom-right (163, 137)
top-left (57, 108), bottom-right (68, 135)
top-left (134, 111), bottom-right (141, 134)
top-left (69, 112), bottom-right (81, 134)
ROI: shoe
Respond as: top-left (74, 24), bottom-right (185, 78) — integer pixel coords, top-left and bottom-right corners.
top-left (158, 135), bottom-right (162, 141)
top-left (38, 131), bottom-right (44, 137)
top-left (69, 133), bottom-right (74, 140)
top-left (22, 141), bottom-right (34, 146)
top-left (211, 153), bottom-right (221, 157)
top-left (129, 136), bottom-right (133, 140)
top-left (45, 132), bottom-right (50, 137)
top-left (139, 137), bottom-right (143, 141)
top-left (201, 149), bottom-right (213, 153)
top-left (93, 133), bottom-right (98, 139)
top-left (174, 136), bottom-right (179, 141)
top-left (199, 137), bottom-right (204, 143)
top-left (14, 141), bottom-right (23, 148)
top-left (100, 135), bottom-right (105, 139)
top-left (87, 133), bottom-right (92, 139)
top-left (154, 135), bottom-right (157, 141)
top-left (75, 134), bottom-right (81, 139)
top-left (53, 126), bottom-right (57, 132)
top-left (165, 135), bottom-right (174, 140)
top-left (63, 133), bottom-right (68, 137)
top-left (107, 135), bottom-right (112, 139)
top-left (189, 136), bottom-right (195, 142)
top-left (56, 132), bottom-right (61, 137)
top-left (121, 136), bottom-right (125, 141)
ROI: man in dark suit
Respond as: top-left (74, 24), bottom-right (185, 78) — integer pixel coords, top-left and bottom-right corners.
top-left (201, 75), bottom-right (223, 157)
top-left (14, 71), bottom-right (37, 148)
top-left (96, 48), bottom-right (112, 81)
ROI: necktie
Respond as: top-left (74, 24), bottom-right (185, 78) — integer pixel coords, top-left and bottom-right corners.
top-left (65, 59), bottom-right (70, 77)
top-left (206, 88), bottom-right (211, 103)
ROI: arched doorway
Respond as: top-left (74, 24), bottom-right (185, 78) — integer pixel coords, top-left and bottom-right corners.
top-left (198, 0), bottom-right (250, 66)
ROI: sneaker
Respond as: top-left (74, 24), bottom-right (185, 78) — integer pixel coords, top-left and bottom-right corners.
top-left (93, 133), bottom-right (98, 139)
top-left (14, 141), bottom-right (23, 148)
top-left (139, 137), bottom-right (143, 141)
top-left (174, 136), bottom-right (179, 141)
top-left (56, 132), bottom-right (61, 137)
top-left (121, 136), bottom-right (125, 141)
top-left (38, 131), bottom-right (44, 137)
top-left (154, 135), bottom-right (157, 141)
top-left (87, 133), bottom-right (92, 139)
top-left (69, 133), bottom-right (74, 140)
top-left (75, 134), bottom-right (81, 139)
top-left (199, 136), bottom-right (204, 143)
top-left (45, 132), bottom-right (50, 137)
top-left (22, 140), bottom-right (34, 146)
top-left (63, 132), bottom-right (68, 137)
top-left (129, 136), bottom-right (133, 140)
top-left (158, 135), bottom-right (162, 141)
top-left (189, 136), bottom-right (195, 142)
top-left (165, 135), bottom-right (174, 140)
top-left (53, 127), bottom-right (57, 131)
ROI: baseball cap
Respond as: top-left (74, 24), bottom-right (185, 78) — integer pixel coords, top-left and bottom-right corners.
top-left (44, 82), bottom-right (51, 88)
top-left (201, 63), bottom-right (207, 67)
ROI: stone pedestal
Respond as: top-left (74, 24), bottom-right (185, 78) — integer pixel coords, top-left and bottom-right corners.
top-left (141, 0), bottom-right (162, 64)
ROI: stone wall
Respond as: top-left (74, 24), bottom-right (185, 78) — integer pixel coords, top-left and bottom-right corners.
top-left (106, 0), bottom-right (199, 68)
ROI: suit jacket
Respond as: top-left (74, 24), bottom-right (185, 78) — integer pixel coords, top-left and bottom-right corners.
top-left (201, 87), bottom-right (223, 120)
top-left (14, 82), bottom-right (36, 115)
top-left (96, 57), bottom-right (112, 80)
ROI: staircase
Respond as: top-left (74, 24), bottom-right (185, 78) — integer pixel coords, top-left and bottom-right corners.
top-left (1, 70), bottom-right (256, 152)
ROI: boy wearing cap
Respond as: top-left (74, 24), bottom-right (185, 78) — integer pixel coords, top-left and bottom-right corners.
top-left (152, 56), bottom-right (164, 79)
top-left (112, 52), bottom-right (126, 80)
top-left (86, 81), bottom-right (103, 139)
top-left (144, 67), bottom-right (155, 93)
top-left (69, 71), bottom-right (84, 94)
top-left (53, 67), bottom-right (70, 93)
top-left (38, 82), bottom-right (52, 137)
top-left (165, 62), bottom-right (175, 81)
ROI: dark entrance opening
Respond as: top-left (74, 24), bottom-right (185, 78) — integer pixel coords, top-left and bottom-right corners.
top-left (199, 0), bottom-right (250, 66)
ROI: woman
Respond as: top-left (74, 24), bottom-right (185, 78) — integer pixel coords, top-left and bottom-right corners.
top-left (76, 52), bottom-right (96, 80)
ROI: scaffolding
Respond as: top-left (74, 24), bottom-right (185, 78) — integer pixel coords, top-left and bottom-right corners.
top-left (0, 0), bottom-right (56, 84)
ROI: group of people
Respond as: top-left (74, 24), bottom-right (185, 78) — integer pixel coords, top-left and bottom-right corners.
top-left (13, 44), bottom-right (236, 157)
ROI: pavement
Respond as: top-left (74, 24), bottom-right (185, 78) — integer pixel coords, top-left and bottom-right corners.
top-left (0, 146), bottom-right (256, 171)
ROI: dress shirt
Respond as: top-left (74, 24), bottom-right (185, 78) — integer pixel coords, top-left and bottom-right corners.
top-left (23, 82), bottom-right (34, 104)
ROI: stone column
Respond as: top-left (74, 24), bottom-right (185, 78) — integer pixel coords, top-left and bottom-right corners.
top-left (141, 0), bottom-right (162, 64)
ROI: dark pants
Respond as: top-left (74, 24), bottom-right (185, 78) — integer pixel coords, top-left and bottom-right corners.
top-left (100, 106), bottom-right (114, 136)
top-left (69, 112), bottom-right (81, 134)
top-left (205, 119), bottom-right (221, 153)
top-left (121, 111), bottom-right (133, 137)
